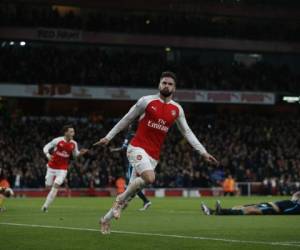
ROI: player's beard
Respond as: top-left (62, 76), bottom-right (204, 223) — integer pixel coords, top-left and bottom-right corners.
top-left (160, 88), bottom-right (173, 97)
top-left (65, 134), bottom-right (73, 141)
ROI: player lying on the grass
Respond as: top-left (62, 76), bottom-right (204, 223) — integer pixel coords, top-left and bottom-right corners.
top-left (41, 125), bottom-right (88, 212)
top-left (94, 71), bottom-right (218, 234)
top-left (110, 124), bottom-right (152, 211)
top-left (201, 191), bottom-right (300, 215)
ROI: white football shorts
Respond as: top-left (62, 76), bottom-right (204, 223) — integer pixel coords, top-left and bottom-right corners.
top-left (45, 166), bottom-right (67, 186)
top-left (127, 144), bottom-right (158, 183)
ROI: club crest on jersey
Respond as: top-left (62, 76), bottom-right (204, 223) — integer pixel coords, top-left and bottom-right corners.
top-left (171, 110), bottom-right (177, 116)
top-left (136, 155), bottom-right (143, 161)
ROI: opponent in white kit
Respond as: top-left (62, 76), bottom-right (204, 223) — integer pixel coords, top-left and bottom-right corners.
top-left (42, 125), bottom-right (88, 212)
top-left (94, 71), bottom-right (218, 234)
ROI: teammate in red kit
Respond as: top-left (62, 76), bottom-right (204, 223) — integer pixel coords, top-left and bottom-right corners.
top-left (94, 71), bottom-right (218, 234)
top-left (41, 125), bottom-right (88, 212)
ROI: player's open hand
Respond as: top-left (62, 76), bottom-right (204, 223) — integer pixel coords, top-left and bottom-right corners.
top-left (201, 152), bottom-right (219, 165)
top-left (79, 148), bottom-right (89, 156)
top-left (93, 137), bottom-right (110, 146)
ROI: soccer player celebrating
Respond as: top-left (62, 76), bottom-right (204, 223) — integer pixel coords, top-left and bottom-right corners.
top-left (41, 125), bottom-right (88, 212)
top-left (201, 191), bottom-right (300, 216)
top-left (94, 71), bottom-right (218, 234)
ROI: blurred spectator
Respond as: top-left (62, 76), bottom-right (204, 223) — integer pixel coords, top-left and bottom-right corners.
top-left (222, 174), bottom-right (236, 196)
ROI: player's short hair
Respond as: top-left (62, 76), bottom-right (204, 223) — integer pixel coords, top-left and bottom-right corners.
top-left (62, 124), bottom-right (74, 134)
top-left (160, 71), bottom-right (177, 85)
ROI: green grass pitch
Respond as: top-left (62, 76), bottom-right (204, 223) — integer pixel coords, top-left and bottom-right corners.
top-left (0, 196), bottom-right (299, 250)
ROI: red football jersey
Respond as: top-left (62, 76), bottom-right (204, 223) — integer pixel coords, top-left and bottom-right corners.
top-left (106, 94), bottom-right (207, 160)
top-left (130, 99), bottom-right (179, 159)
top-left (43, 137), bottom-right (79, 170)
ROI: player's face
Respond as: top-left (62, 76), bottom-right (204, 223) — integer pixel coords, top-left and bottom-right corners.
top-left (159, 77), bottom-right (176, 98)
top-left (65, 128), bottom-right (75, 140)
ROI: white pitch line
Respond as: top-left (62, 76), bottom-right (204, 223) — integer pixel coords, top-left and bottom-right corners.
top-left (0, 222), bottom-right (300, 248)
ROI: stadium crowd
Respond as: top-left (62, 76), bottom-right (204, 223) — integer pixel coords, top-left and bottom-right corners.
top-left (0, 113), bottom-right (299, 194)
top-left (0, 45), bottom-right (299, 93)
top-left (1, 3), bottom-right (300, 41)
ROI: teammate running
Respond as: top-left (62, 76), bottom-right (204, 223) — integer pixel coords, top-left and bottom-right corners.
top-left (41, 125), bottom-right (88, 212)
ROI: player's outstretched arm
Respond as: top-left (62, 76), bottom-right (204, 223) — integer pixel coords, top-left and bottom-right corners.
top-left (176, 106), bottom-right (218, 165)
top-left (73, 142), bottom-right (89, 158)
top-left (94, 97), bottom-right (147, 145)
top-left (93, 137), bottom-right (110, 146)
top-left (201, 152), bottom-right (219, 165)
top-left (78, 148), bottom-right (89, 156)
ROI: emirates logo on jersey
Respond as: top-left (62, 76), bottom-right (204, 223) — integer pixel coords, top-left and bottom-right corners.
top-left (147, 120), bottom-right (169, 132)
top-left (136, 155), bottom-right (143, 161)
top-left (171, 110), bottom-right (177, 116)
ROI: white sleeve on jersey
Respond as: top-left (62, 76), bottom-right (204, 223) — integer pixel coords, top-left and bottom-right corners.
top-left (43, 137), bottom-right (60, 160)
top-left (105, 96), bottom-right (148, 141)
top-left (72, 141), bottom-right (80, 158)
top-left (175, 105), bottom-right (207, 155)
